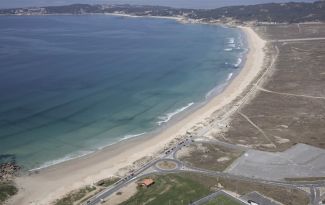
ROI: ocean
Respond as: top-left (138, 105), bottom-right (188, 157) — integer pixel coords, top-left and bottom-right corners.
top-left (0, 15), bottom-right (246, 170)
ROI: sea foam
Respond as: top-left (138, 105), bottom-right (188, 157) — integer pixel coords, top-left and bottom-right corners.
top-left (157, 102), bottom-right (194, 125)
top-left (226, 72), bottom-right (234, 81)
top-left (233, 58), bottom-right (242, 68)
top-left (30, 132), bottom-right (147, 171)
top-left (227, 37), bottom-right (235, 44)
top-left (121, 132), bottom-right (146, 140)
top-left (29, 150), bottom-right (94, 171)
top-left (205, 72), bottom-right (234, 99)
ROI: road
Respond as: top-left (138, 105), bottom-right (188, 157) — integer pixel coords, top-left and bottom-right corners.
top-left (84, 35), bottom-right (325, 205)
top-left (258, 87), bottom-right (325, 100)
top-left (84, 136), bottom-right (325, 205)
top-left (85, 137), bottom-right (193, 205)
top-left (310, 186), bottom-right (322, 205)
top-left (270, 37), bottom-right (325, 42)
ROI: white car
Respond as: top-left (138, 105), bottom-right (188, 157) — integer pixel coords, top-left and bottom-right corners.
top-left (248, 200), bottom-right (259, 205)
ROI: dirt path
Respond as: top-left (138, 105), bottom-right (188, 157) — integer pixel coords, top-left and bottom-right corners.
top-left (257, 87), bottom-right (325, 100)
top-left (238, 111), bottom-right (276, 148)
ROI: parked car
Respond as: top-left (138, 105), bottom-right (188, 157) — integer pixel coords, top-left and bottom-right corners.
top-left (248, 200), bottom-right (259, 205)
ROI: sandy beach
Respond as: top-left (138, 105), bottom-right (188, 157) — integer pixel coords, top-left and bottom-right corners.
top-left (9, 26), bottom-right (266, 205)
top-left (104, 12), bottom-right (183, 20)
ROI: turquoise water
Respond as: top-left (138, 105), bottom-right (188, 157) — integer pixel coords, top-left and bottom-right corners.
top-left (0, 15), bottom-right (245, 170)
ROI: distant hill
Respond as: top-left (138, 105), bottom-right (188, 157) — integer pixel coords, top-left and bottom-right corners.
top-left (1, 1), bottom-right (325, 23)
top-left (0, 0), bottom-right (317, 10)
top-left (193, 1), bottom-right (325, 23)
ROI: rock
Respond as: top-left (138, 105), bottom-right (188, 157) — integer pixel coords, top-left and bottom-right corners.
top-left (0, 162), bottom-right (21, 182)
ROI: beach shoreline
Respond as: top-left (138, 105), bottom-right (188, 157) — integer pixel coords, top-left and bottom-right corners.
top-left (26, 16), bottom-right (246, 173)
top-left (9, 25), bottom-right (266, 205)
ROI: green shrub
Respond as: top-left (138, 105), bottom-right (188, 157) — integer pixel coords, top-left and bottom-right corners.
top-left (0, 182), bottom-right (18, 204)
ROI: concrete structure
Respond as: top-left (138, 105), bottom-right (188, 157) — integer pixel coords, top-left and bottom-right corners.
top-left (226, 144), bottom-right (325, 180)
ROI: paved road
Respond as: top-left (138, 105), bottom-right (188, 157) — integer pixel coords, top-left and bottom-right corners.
top-left (258, 87), bottom-right (325, 100)
top-left (270, 37), bottom-right (325, 42)
top-left (153, 158), bottom-right (182, 172)
top-left (80, 35), bottom-right (325, 205)
top-left (84, 137), bottom-right (193, 205)
top-left (310, 186), bottom-right (322, 205)
top-left (85, 157), bottom-right (159, 205)
top-left (85, 136), bottom-right (325, 205)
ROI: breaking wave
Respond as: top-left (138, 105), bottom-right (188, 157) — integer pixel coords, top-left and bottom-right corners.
top-left (29, 150), bottom-right (94, 171)
top-left (233, 58), bottom-right (242, 68)
top-left (157, 102), bottom-right (194, 125)
top-left (227, 37), bottom-right (235, 44)
top-left (226, 72), bottom-right (233, 81)
top-left (121, 132), bottom-right (146, 140)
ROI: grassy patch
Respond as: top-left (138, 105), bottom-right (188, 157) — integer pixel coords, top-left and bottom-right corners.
top-left (182, 173), bottom-right (309, 205)
top-left (116, 173), bottom-right (308, 205)
top-left (96, 177), bottom-right (120, 187)
top-left (119, 174), bottom-right (211, 205)
top-left (178, 143), bottom-right (243, 171)
top-left (0, 182), bottom-right (18, 204)
top-left (54, 186), bottom-right (96, 205)
top-left (205, 195), bottom-right (242, 205)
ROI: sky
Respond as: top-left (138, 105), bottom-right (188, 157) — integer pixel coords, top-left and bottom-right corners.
top-left (0, 0), bottom-right (317, 9)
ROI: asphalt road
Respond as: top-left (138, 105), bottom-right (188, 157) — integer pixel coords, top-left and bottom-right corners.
top-left (84, 137), bottom-right (193, 205)
top-left (83, 37), bottom-right (325, 205)
top-left (84, 136), bottom-right (325, 205)
top-left (271, 37), bottom-right (325, 42)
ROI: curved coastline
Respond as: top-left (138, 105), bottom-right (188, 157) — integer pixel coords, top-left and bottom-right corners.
top-left (24, 18), bottom-right (246, 173)
top-left (9, 25), bottom-right (266, 205)
top-left (28, 31), bottom-right (246, 173)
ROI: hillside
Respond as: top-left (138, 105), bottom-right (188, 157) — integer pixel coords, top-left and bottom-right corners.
top-left (1, 1), bottom-right (325, 23)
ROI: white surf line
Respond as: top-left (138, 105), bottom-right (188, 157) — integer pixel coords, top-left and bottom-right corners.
top-left (223, 42), bottom-right (279, 148)
top-left (245, 45), bottom-right (279, 104)
top-left (238, 111), bottom-right (276, 148)
top-left (196, 29), bottom-right (277, 148)
top-left (157, 102), bottom-right (194, 126)
top-left (270, 37), bottom-right (325, 42)
top-left (228, 44), bottom-right (279, 117)
top-left (258, 87), bottom-right (325, 100)
top-left (205, 32), bottom-right (279, 136)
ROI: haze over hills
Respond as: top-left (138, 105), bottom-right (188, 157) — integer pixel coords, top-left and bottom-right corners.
top-left (0, 0), bottom-right (317, 9)
top-left (2, 1), bottom-right (325, 23)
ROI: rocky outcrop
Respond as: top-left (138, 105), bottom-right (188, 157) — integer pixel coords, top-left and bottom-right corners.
top-left (0, 162), bottom-right (20, 182)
